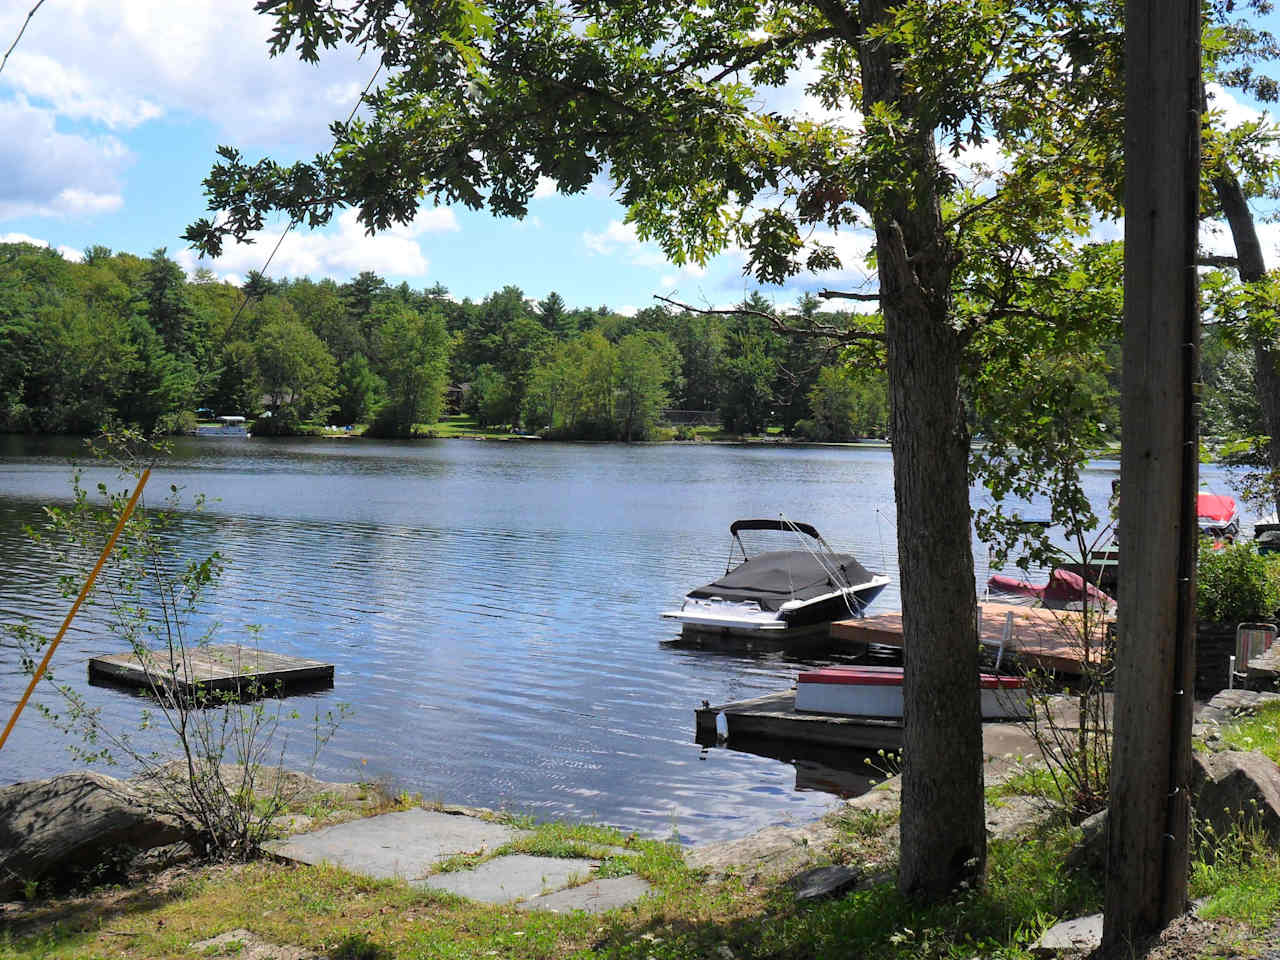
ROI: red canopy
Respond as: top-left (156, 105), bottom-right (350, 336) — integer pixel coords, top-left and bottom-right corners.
top-left (1197, 493), bottom-right (1237, 524)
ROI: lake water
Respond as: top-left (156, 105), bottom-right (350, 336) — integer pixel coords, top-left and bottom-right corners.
top-left (0, 436), bottom-right (1228, 843)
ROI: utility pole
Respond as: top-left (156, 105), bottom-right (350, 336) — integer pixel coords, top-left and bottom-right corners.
top-left (1104, 0), bottom-right (1200, 948)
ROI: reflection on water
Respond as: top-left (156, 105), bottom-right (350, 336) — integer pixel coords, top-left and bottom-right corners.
top-left (0, 435), bottom-right (1189, 843)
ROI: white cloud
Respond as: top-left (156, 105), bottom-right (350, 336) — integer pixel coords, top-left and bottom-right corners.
top-left (941, 137), bottom-right (1009, 189)
top-left (0, 1), bottom-right (371, 145)
top-left (4, 53), bottom-right (163, 130)
top-left (0, 232), bottom-right (82, 261)
top-left (0, 231), bottom-right (50, 246)
top-left (583, 219), bottom-right (707, 276)
top-left (757, 42), bottom-right (862, 129)
top-left (616, 304), bottom-right (638, 317)
top-left (56, 188), bottom-right (124, 216)
top-left (1201, 217), bottom-right (1280, 265)
top-left (1205, 83), bottom-right (1270, 132)
top-left (175, 206), bottom-right (458, 282)
top-left (0, 97), bottom-right (129, 219)
top-left (533, 177), bottom-right (557, 199)
top-left (810, 227), bottom-right (875, 268)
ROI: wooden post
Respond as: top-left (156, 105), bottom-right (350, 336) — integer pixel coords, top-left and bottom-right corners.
top-left (1104, 0), bottom-right (1199, 948)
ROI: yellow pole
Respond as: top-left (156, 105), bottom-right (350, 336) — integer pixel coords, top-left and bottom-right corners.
top-left (0, 467), bottom-right (151, 753)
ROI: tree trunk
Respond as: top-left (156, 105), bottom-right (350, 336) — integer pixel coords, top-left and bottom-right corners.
top-left (851, 0), bottom-right (986, 898)
top-left (1104, 0), bottom-right (1199, 946)
top-left (1211, 167), bottom-right (1280, 520)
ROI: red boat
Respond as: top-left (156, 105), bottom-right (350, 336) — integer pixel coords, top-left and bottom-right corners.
top-left (1197, 492), bottom-right (1239, 538)
top-left (987, 567), bottom-right (1115, 610)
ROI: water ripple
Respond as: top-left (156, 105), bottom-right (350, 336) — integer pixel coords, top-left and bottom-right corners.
top-left (0, 436), bottom-right (1235, 843)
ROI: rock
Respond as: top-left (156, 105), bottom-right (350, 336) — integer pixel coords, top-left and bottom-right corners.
top-left (126, 841), bottom-right (197, 879)
top-left (985, 795), bottom-right (1062, 840)
top-left (270, 813), bottom-right (314, 836)
top-left (684, 821), bottom-right (837, 883)
top-left (787, 864), bottom-right (862, 901)
top-left (0, 772), bottom-right (192, 901)
top-left (1065, 809), bottom-right (1107, 872)
top-left (135, 763), bottom-right (371, 811)
top-left (1030, 913), bottom-right (1103, 957)
top-left (1194, 690), bottom-right (1280, 741)
top-left (267, 807), bottom-right (523, 880)
top-left (190, 928), bottom-right (320, 960)
top-left (416, 854), bottom-right (597, 904)
top-left (1192, 750), bottom-right (1280, 845)
top-left (516, 874), bottom-right (651, 914)
top-left (846, 777), bottom-right (901, 815)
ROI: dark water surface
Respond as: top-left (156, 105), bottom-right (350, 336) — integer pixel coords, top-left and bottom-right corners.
top-left (0, 435), bottom-right (1209, 843)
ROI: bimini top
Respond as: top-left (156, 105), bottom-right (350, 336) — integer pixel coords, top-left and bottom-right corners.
top-left (730, 518), bottom-right (823, 541)
top-left (1197, 493), bottom-right (1237, 526)
top-left (687, 550), bottom-right (874, 612)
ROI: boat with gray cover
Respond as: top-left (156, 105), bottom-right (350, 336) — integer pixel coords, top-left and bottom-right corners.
top-left (661, 519), bottom-right (891, 638)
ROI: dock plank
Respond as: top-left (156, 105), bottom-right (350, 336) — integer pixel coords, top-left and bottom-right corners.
top-left (831, 602), bottom-right (1110, 675)
top-left (89, 644), bottom-right (333, 697)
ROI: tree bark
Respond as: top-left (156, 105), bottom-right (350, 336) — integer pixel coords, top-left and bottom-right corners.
top-left (1211, 167), bottom-right (1280, 520)
top-left (851, 0), bottom-right (986, 898)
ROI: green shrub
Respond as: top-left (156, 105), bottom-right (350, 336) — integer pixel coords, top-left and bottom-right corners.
top-left (792, 418), bottom-right (821, 441)
top-left (1197, 540), bottom-right (1280, 622)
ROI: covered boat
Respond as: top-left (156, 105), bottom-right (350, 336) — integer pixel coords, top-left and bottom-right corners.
top-left (661, 519), bottom-right (891, 637)
top-left (987, 567), bottom-right (1115, 611)
top-left (1198, 492), bottom-right (1240, 538)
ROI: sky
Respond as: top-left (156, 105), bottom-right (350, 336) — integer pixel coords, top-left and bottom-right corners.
top-left (0, 2), bottom-right (1277, 318)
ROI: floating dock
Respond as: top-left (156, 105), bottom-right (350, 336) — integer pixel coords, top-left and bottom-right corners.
top-left (831, 601), bottom-right (1110, 675)
top-left (89, 644), bottom-right (333, 697)
top-left (696, 691), bottom-right (905, 750)
top-left (697, 688), bottom-right (1075, 757)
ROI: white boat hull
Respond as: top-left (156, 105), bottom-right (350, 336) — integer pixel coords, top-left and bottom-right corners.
top-left (795, 666), bottom-right (1029, 720)
top-left (661, 576), bottom-right (890, 637)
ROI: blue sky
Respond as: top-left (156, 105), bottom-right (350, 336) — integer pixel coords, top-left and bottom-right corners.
top-left (0, 2), bottom-right (1275, 317)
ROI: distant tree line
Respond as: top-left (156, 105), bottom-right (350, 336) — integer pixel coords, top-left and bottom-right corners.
top-left (0, 241), bottom-right (897, 441)
top-left (8, 239), bottom-right (1255, 445)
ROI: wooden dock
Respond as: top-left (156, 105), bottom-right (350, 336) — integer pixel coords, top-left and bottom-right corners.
top-left (696, 688), bottom-right (1087, 758)
top-left (831, 602), bottom-right (1111, 675)
top-left (89, 644), bottom-right (334, 698)
top-left (696, 691), bottom-right (905, 750)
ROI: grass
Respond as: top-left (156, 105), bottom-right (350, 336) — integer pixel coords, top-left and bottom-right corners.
top-left (1193, 816), bottom-right (1280, 929)
top-left (984, 765), bottom-right (1064, 806)
top-left (419, 414), bottom-right (524, 438)
top-left (6, 775), bottom-right (1280, 960)
top-left (428, 820), bottom-right (661, 878)
top-left (0, 795), bottom-right (1100, 960)
top-left (1210, 699), bottom-right (1280, 764)
top-left (292, 417), bottom-right (900, 445)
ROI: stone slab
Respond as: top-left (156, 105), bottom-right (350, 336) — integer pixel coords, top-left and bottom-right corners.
top-left (788, 865), bottom-right (861, 901)
top-left (265, 808), bottom-right (520, 880)
top-left (1031, 913), bottom-right (1103, 956)
top-left (417, 854), bottom-right (597, 903)
top-left (517, 874), bottom-right (652, 913)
